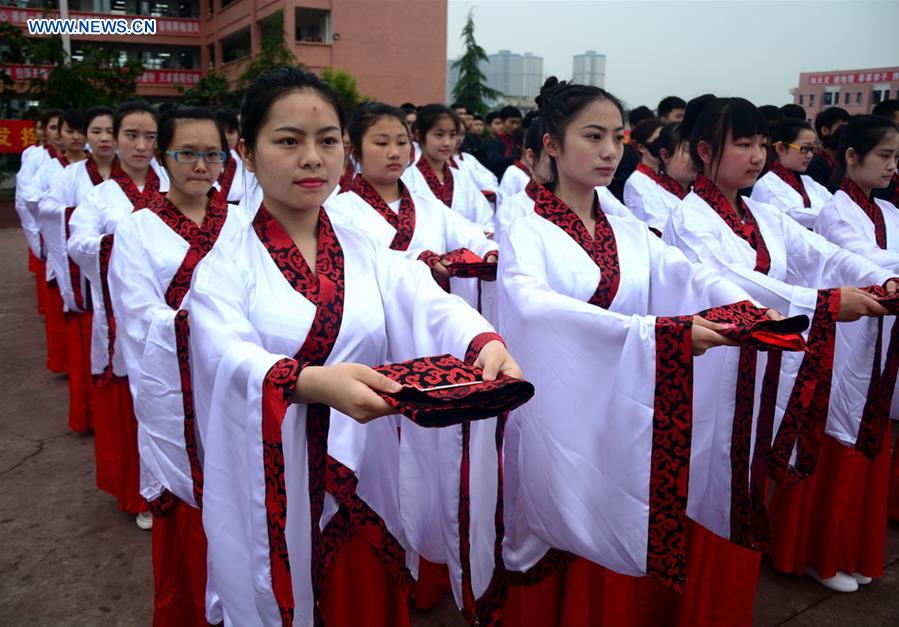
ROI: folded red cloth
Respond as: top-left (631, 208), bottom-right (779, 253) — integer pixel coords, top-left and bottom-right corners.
top-left (863, 285), bottom-right (899, 314)
top-left (372, 354), bottom-right (534, 427)
top-left (482, 190), bottom-right (497, 203)
top-left (699, 301), bottom-right (810, 352)
top-left (441, 248), bottom-right (498, 281)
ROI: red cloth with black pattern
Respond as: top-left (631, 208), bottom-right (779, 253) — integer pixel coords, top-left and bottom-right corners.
top-left (771, 161), bottom-right (811, 208)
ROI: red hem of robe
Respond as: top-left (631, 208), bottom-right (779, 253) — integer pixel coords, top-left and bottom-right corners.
top-left (64, 311), bottom-right (94, 433)
top-left (151, 499), bottom-right (208, 627)
top-left (44, 280), bottom-right (67, 374)
top-left (768, 426), bottom-right (892, 579)
top-left (92, 377), bottom-right (146, 514)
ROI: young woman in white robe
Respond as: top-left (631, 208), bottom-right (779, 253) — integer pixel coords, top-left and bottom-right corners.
top-left (622, 118), bottom-right (670, 232)
top-left (402, 105), bottom-right (494, 233)
top-left (109, 107), bottom-right (246, 627)
top-left (39, 107), bottom-right (117, 433)
top-left (498, 79), bottom-right (786, 627)
top-left (213, 108), bottom-right (247, 204)
top-left (452, 128), bottom-right (499, 203)
top-left (22, 110), bottom-right (70, 374)
top-left (69, 101), bottom-right (167, 526)
top-left (773, 115), bottom-right (899, 589)
top-left (328, 103), bottom-right (497, 309)
top-left (750, 119), bottom-right (832, 228)
top-left (187, 67), bottom-right (521, 627)
top-left (663, 96), bottom-right (895, 608)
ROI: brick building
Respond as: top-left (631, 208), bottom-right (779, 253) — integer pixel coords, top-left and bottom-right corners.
top-left (792, 66), bottom-right (899, 120)
top-left (1, 0), bottom-right (447, 110)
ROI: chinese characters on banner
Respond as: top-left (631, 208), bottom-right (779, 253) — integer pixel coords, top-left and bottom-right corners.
top-left (2, 65), bottom-right (202, 86)
top-left (0, 120), bottom-right (38, 154)
top-left (808, 70), bottom-right (899, 86)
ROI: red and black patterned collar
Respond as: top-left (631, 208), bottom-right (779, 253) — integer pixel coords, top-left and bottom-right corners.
top-left (770, 161), bottom-right (811, 208)
top-left (217, 155), bottom-right (238, 199)
top-left (146, 189), bottom-right (229, 309)
top-left (110, 159), bottom-right (161, 207)
top-left (449, 156), bottom-right (459, 169)
top-left (524, 179), bottom-right (540, 201)
top-left (514, 160), bottom-right (530, 176)
top-left (658, 173), bottom-right (688, 200)
top-left (56, 151), bottom-right (70, 167)
top-left (693, 174), bottom-right (771, 274)
top-left (636, 162), bottom-right (661, 185)
top-left (841, 177), bottom-right (887, 249)
top-left (532, 183), bottom-right (620, 308)
top-left (85, 154), bottom-right (116, 186)
top-left (349, 176), bottom-right (416, 251)
top-left (417, 158), bottom-right (455, 206)
top-left (46, 145), bottom-right (59, 160)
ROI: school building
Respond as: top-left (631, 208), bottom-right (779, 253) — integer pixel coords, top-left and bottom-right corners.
top-left (1, 0), bottom-right (447, 112)
top-left (791, 66), bottom-right (899, 120)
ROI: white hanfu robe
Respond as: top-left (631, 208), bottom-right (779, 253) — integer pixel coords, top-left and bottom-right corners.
top-left (623, 165), bottom-right (686, 233)
top-left (15, 145), bottom-right (48, 258)
top-left (497, 183), bottom-right (762, 589)
top-left (38, 157), bottom-right (108, 312)
top-left (664, 175), bottom-right (893, 465)
top-left (189, 206), bottom-right (500, 626)
top-left (215, 148), bottom-right (247, 204)
top-left (68, 165), bottom-right (167, 377)
top-left (454, 151), bottom-right (498, 194)
top-left (496, 161), bottom-right (530, 211)
top-left (751, 165), bottom-right (832, 229)
top-left (814, 178), bottom-right (899, 447)
top-left (403, 158), bottom-right (494, 233)
top-left (326, 177), bottom-right (497, 312)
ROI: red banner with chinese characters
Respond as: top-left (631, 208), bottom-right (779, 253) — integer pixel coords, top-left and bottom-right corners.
top-left (0, 120), bottom-right (39, 154)
top-left (807, 69), bottom-right (899, 87)
top-left (2, 65), bottom-right (202, 86)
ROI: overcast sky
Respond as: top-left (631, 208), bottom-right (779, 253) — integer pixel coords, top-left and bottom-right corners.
top-left (447, 0), bottom-right (899, 110)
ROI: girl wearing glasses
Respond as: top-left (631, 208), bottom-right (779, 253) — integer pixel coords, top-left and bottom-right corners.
top-left (68, 101), bottom-right (167, 529)
top-left (751, 119), bottom-right (832, 228)
top-left (772, 114), bottom-right (899, 593)
top-left (106, 107), bottom-right (244, 626)
top-left (663, 96), bottom-right (895, 614)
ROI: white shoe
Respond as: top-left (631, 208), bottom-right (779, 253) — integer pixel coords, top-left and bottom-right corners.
top-left (851, 572), bottom-right (873, 584)
top-left (805, 567), bottom-right (858, 592)
top-left (135, 511), bottom-right (153, 530)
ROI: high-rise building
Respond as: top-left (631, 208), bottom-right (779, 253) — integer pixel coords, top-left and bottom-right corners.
top-left (447, 49), bottom-right (543, 102)
top-left (572, 50), bottom-right (606, 87)
top-left (2, 0), bottom-right (447, 111)
top-left (792, 67), bottom-right (899, 120)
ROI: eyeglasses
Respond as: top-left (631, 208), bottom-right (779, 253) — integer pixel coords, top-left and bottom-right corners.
top-left (165, 149), bottom-right (228, 163)
top-left (781, 143), bottom-right (818, 155)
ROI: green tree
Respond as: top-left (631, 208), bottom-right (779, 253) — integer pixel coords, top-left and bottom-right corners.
top-left (450, 9), bottom-right (501, 116)
top-left (321, 68), bottom-right (367, 113)
top-left (237, 11), bottom-right (299, 90)
top-left (178, 72), bottom-right (239, 107)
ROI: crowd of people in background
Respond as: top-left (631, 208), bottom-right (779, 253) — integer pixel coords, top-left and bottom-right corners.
top-left (13, 68), bottom-right (899, 627)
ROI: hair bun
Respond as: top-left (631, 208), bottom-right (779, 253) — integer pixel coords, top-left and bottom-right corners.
top-left (536, 76), bottom-right (564, 113)
top-left (679, 93), bottom-right (716, 141)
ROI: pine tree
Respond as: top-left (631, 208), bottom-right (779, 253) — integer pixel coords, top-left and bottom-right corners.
top-left (450, 9), bottom-right (500, 116)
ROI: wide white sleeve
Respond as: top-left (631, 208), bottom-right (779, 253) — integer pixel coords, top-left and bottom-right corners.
top-left (751, 177), bottom-right (819, 229)
top-left (815, 199), bottom-right (899, 274)
top-left (67, 186), bottom-right (106, 288)
top-left (108, 216), bottom-right (196, 505)
top-left (462, 175), bottom-right (495, 233)
top-left (39, 167), bottom-right (74, 302)
top-left (663, 208), bottom-right (818, 319)
top-left (780, 210), bottom-right (894, 288)
top-left (190, 242), bottom-right (309, 627)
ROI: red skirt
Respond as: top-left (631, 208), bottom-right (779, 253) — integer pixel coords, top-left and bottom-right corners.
top-left (768, 425), bottom-right (892, 579)
top-left (92, 377), bottom-right (146, 514)
top-left (151, 500), bottom-right (208, 627)
top-left (319, 533), bottom-right (410, 627)
top-left (29, 252), bottom-right (46, 315)
top-left (412, 559), bottom-right (451, 610)
top-left (44, 280), bottom-right (67, 373)
top-left (64, 312), bottom-right (94, 433)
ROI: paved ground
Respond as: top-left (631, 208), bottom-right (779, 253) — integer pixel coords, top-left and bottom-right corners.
top-left (0, 226), bottom-right (896, 626)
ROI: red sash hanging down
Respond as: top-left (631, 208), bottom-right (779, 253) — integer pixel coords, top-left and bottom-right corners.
top-left (217, 155), bottom-right (238, 200)
top-left (770, 161), bottom-right (811, 208)
top-left (148, 189), bottom-right (229, 509)
top-left (841, 177), bottom-right (899, 458)
top-left (692, 175), bottom-right (841, 495)
top-left (417, 158), bottom-right (455, 207)
top-left (531, 183), bottom-right (695, 590)
top-left (96, 164), bottom-right (162, 382)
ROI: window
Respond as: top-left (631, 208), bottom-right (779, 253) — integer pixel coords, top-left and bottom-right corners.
top-left (295, 7), bottom-right (331, 43)
top-left (873, 89), bottom-right (884, 104)
top-left (799, 94), bottom-right (804, 105)
top-left (809, 93), bottom-right (815, 105)
top-left (857, 92), bottom-right (862, 104)
top-left (221, 26), bottom-right (251, 63)
top-left (207, 43), bottom-right (215, 70)
top-left (824, 92), bottom-right (833, 105)
top-left (844, 92), bottom-right (851, 104)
